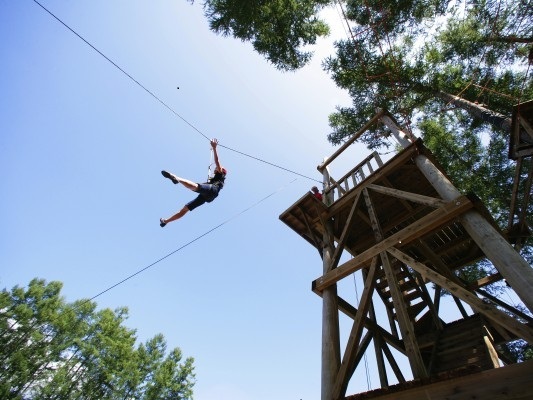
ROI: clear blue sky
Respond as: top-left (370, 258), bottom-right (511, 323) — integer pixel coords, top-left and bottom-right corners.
top-left (1, 1), bottom-right (464, 399)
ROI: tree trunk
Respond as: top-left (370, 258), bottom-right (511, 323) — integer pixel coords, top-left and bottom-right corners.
top-left (486, 35), bottom-right (533, 44)
top-left (437, 91), bottom-right (512, 132)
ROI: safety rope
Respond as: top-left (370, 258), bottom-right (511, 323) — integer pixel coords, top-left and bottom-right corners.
top-left (32, 0), bottom-right (321, 183)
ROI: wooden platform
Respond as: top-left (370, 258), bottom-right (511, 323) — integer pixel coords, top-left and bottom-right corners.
top-left (279, 141), bottom-right (494, 276)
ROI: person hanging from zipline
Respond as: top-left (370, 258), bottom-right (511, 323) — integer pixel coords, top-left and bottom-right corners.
top-left (160, 138), bottom-right (227, 227)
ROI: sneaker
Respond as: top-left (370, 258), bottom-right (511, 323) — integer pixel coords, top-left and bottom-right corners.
top-left (161, 170), bottom-right (179, 184)
top-left (160, 218), bottom-right (167, 227)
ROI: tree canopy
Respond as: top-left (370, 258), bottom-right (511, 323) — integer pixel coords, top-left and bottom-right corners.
top-left (324, 0), bottom-right (532, 143)
top-left (188, 0), bottom-right (332, 70)
top-left (1, 278), bottom-right (195, 400)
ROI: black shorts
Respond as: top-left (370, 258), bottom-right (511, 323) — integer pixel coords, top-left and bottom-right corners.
top-left (186, 183), bottom-right (220, 211)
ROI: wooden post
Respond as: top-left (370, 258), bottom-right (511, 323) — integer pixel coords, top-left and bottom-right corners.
top-left (321, 165), bottom-right (341, 400)
top-left (414, 155), bottom-right (533, 312)
top-left (380, 115), bottom-right (533, 312)
top-left (318, 110), bottom-right (385, 172)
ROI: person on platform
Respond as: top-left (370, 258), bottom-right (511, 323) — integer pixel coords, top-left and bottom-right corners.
top-left (311, 186), bottom-right (323, 201)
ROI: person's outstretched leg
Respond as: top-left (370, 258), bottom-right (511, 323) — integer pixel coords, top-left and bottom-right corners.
top-left (160, 206), bottom-right (190, 227)
top-left (161, 171), bottom-right (198, 191)
top-left (175, 177), bottom-right (198, 191)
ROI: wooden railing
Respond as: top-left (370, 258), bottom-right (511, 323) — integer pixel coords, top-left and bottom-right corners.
top-left (323, 151), bottom-right (384, 201)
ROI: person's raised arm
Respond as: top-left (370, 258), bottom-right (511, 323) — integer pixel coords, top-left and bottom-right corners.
top-left (211, 138), bottom-right (223, 172)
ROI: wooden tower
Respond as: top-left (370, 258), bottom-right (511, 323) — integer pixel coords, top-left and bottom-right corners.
top-left (280, 110), bottom-right (533, 400)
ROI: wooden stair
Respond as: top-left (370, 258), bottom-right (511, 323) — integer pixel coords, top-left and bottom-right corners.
top-left (420, 314), bottom-right (499, 375)
top-left (374, 263), bottom-right (428, 322)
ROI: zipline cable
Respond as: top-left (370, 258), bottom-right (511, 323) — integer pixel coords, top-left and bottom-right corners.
top-left (218, 143), bottom-right (320, 181)
top-left (32, 0), bottom-right (321, 183)
top-left (88, 178), bottom-right (297, 302)
top-left (3, 178), bottom-right (298, 363)
top-left (31, 0), bottom-right (209, 142)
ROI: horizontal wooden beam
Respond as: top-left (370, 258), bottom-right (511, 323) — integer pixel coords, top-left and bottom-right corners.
top-left (367, 183), bottom-right (446, 208)
top-left (345, 359), bottom-right (533, 400)
top-left (312, 196), bottom-right (474, 292)
top-left (467, 272), bottom-right (503, 290)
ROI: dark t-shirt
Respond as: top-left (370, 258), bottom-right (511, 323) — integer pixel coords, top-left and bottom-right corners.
top-left (208, 170), bottom-right (226, 189)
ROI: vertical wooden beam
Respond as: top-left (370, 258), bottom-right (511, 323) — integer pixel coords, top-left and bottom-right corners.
top-left (483, 326), bottom-right (501, 369)
top-left (371, 309), bottom-right (389, 387)
top-left (508, 156), bottom-right (523, 230)
top-left (427, 330), bottom-right (442, 374)
top-left (321, 167), bottom-right (340, 400)
top-left (384, 301), bottom-right (399, 339)
top-left (433, 286), bottom-right (441, 313)
top-left (322, 247), bottom-right (341, 400)
top-left (379, 113), bottom-right (413, 148)
top-left (410, 268), bottom-right (443, 331)
top-left (415, 155), bottom-right (533, 312)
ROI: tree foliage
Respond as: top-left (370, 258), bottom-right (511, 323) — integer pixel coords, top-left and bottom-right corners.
top-left (324, 0), bottom-right (532, 143)
top-left (0, 278), bottom-right (195, 400)
top-left (187, 0), bottom-right (332, 70)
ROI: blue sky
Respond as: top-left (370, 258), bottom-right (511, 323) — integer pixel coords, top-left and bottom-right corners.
top-left (1, 1), bottom-right (467, 399)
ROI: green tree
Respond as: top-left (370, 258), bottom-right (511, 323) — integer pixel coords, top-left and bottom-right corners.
top-left (187, 0), bottom-right (332, 70)
top-left (323, 0), bottom-right (532, 142)
top-left (0, 278), bottom-right (195, 399)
